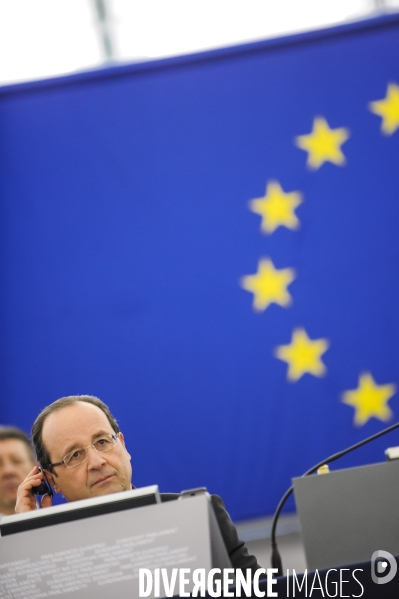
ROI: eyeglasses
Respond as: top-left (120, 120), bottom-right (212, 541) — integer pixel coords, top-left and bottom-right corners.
top-left (48, 433), bottom-right (120, 469)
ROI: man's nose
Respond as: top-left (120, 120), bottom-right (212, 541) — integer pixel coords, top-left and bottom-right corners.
top-left (0, 461), bottom-right (19, 476)
top-left (86, 446), bottom-right (107, 468)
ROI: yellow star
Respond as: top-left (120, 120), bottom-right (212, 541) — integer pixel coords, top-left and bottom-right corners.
top-left (249, 180), bottom-right (303, 234)
top-left (369, 83), bottom-right (399, 135)
top-left (275, 327), bottom-right (330, 381)
top-left (341, 372), bottom-right (396, 426)
top-left (295, 117), bottom-right (350, 169)
top-left (240, 258), bottom-right (295, 312)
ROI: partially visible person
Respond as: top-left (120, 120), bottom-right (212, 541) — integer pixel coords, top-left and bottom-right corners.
top-left (0, 426), bottom-right (35, 516)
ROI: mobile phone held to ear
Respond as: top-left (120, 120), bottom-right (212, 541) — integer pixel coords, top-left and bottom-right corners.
top-left (31, 467), bottom-right (54, 497)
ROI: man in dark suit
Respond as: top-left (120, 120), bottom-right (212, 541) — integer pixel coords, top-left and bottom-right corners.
top-left (16, 395), bottom-right (262, 575)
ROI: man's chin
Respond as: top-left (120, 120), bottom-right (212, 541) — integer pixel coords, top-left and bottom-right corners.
top-left (90, 476), bottom-right (124, 497)
top-left (0, 499), bottom-right (17, 514)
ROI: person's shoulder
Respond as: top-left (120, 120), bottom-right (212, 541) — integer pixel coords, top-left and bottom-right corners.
top-left (158, 492), bottom-right (262, 573)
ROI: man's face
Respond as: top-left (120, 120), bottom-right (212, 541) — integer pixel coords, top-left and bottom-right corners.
top-left (0, 439), bottom-right (35, 515)
top-left (42, 402), bottom-right (132, 502)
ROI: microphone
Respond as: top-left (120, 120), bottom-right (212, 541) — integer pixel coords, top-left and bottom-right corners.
top-left (270, 420), bottom-right (399, 577)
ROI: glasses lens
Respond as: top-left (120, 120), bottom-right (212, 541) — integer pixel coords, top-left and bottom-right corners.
top-left (94, 434), bottom-right (118, 453)
top-left (65, 448), bottom-right (88, 468)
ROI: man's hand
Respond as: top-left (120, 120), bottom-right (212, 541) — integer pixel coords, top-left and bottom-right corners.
top-left (15, 465), bottom-right (53, 512)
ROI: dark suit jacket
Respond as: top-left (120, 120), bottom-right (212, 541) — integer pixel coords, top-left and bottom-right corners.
top-left (160, 492), bottom-right (263, 575)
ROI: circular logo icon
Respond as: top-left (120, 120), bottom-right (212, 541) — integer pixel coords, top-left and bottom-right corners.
top-left (371, 551), bottom-right (397, 585)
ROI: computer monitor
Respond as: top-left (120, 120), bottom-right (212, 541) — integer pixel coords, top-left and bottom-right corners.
top-left (293, 459), bottom-right (399, 570)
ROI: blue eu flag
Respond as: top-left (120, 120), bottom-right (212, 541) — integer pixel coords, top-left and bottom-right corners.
top-left (1, 15), bottom-right (399, 519)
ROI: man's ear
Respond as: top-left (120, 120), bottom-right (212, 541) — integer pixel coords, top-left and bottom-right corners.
top-left (43, 469), bottom-right (61, 494)
top-left (119, 432), bottom-right (131, 459)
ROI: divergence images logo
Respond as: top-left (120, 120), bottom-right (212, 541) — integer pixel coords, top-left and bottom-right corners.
top-left (371, 551), bottom-right (397, 585)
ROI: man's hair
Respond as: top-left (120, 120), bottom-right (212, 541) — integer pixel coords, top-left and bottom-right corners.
top-left (0, 426), bottom-right (35, 461)
top-left (31, 395), bottom-right (120, 472)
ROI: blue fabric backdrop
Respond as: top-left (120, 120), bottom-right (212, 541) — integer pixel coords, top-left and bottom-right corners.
top-left (1, 14), bottom-right (399, 519)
